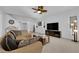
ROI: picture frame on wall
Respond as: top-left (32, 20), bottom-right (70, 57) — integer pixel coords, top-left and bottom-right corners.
top-left (70, 16), bottom-right (77, 28)
top-left (9, 20), bottom-right (14, 25)
top-left (38, 21), bottom-right (42, 26)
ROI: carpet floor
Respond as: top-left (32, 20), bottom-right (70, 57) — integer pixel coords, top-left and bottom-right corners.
top-left (42, 37), bottom-right (79, 53)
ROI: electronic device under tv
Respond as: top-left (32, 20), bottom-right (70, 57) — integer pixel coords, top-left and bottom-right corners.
top-left (47, 23), bottom-right (59, 30)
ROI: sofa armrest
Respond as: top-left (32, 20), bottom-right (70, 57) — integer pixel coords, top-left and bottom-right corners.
top-left (12, 41), bottom-right (43, 53)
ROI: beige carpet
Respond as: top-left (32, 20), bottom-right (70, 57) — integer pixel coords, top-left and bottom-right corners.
top-left (42, 37), bottom-right (79, 53)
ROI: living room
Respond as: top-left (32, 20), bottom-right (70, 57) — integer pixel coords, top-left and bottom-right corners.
top-left (0, 6), bottom-right (79, 53)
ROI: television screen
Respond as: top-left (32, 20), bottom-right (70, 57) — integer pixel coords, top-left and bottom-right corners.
top-left (47, 23), bottom-right (59, 30)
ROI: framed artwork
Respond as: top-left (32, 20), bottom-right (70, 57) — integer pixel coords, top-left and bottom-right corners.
top-left (70, 16), bottom-right (77, 28)
top-left (9, 20), bottom-right (14, 25)
top-left (70, 16), bottom-right (78, 33)
top-left (38, 21), bottom-right (42, 26)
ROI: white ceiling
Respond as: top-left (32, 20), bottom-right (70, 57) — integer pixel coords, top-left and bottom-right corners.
top-left (0, 6), bottom-right (78, 20)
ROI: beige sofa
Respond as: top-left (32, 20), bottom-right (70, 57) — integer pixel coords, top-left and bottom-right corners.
top-left (0, 40), bottom-right (42, 53)
top-left (0, 31), bottom-right (43, 53)
top-left (12, 41), bottom-right (42, 53)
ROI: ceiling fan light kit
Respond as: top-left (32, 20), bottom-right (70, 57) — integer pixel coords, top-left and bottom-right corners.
top-left (37, 11), bottom-right (42, 14)
top-left (32, 6), bottom-right (47, 14)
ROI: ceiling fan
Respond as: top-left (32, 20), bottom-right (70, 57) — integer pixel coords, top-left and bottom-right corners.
top-left (32, 6), bottom-right (47, 14)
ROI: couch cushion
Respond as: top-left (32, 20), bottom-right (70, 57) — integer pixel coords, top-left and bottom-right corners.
top-left (18, 37), bottom-right (39, 48)
top-left (13, 41), bottom-right (42, 53)
top-left (9, 30), bottom-right (16, 39)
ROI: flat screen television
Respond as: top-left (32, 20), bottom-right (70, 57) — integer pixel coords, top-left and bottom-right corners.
top-left (47, 23), bottom-right (59, 30)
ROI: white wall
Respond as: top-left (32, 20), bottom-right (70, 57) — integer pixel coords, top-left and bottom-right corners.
top-left (2, 14), bottom-right (21, 35)
top-left (0, 11), bottom-right (3, 37)
top-left (19, 21), bottom-right (34, 32)
top-left (2, 14), bottom-right (35, 34)
top-left (44, 8), bottom-right (79, 40)
top-left (1, 7), bottom-right (79, 41)
top-left (45, 16), bottom-right (72, 39)
top-left (27, 21), bottom-right (34, 32)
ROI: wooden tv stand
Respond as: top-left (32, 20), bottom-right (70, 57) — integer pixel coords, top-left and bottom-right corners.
top-left (45, 30), bottom-right (61, 38)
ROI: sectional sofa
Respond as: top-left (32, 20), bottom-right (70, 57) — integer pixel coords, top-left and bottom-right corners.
top-left (0, 30), bottom-right (43, 53)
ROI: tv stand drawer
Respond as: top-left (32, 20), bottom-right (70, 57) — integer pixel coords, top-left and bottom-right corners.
top-left (45, 30), bottom-right (61, 38)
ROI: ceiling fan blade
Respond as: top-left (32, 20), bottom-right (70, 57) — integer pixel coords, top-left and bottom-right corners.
top-left (42, 10), bottom-right (47, 12)
top-left (32, 8), bottom-right (37, 10)
top-left (34, 11), bottom-right (37, 13)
